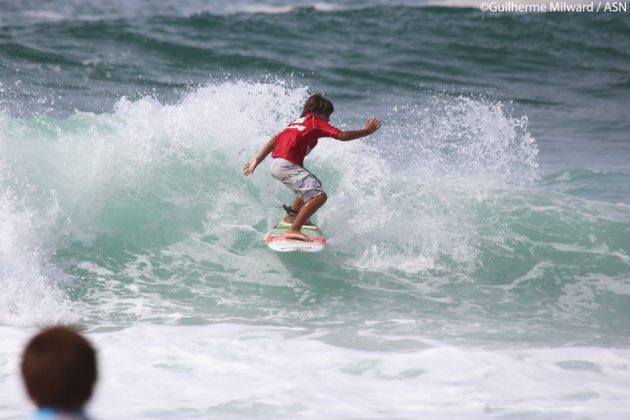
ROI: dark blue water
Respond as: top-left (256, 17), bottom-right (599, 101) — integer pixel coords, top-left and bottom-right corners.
top-left (1, 2), bottom-right (630, 418)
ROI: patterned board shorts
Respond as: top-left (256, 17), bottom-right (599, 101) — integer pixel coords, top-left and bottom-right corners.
top-left (270, 158), bottom-right (325, 202)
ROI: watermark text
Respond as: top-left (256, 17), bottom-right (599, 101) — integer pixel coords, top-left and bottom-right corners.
top-left (480, 1), bottom-right (628, 12)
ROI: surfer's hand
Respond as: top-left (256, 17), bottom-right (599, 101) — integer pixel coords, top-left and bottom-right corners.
top-left (364, 118), bottom-right (381, 134)
top-left (243, 158), bottom-right (258, 176)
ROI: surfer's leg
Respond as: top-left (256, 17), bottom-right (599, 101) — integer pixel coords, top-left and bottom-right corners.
top-left (282, 196), bottom-right (305, 223)
top-left (285, 192), bottom-right (327, 240)
top-left (272, 159), bottom-right (321, 227)
top-left (291, 196), bottom-right (305, 212)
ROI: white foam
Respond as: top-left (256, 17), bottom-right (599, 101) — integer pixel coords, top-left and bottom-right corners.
top-left (21, 10), bottom-right (66, 22)
top-left (0, 118), bottom-right (75, 327)
top-left (2, 324), bottom-right (630, 419)
top-left (428, 0), bottom-right (592, 7)
top-left (232, 4), bottom-right (296, 14)
top-left (1, 81), bottom-right (311, 326)
top-left (0, 189), bottom-right (74, 327)
top-left (232, 1), bottom-right (349, 14)
top-left (312, 96), bottom-right (538, 276)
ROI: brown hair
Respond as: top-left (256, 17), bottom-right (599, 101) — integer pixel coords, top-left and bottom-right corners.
top-left (301, 94), bottom-right (334, 117)
top-left (21, 326), bottom-right (97, 410)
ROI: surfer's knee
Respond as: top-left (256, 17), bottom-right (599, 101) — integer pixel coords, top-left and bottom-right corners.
top-left (301, 188), bottom-right (326, 204)
top-left (313, 192), bottom-right (327, 204)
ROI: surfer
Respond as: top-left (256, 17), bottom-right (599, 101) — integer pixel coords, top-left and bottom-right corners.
top-left (243, 94), bottom-right (381, 241)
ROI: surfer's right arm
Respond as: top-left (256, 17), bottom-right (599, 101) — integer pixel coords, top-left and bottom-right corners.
top-left (243, 136), bottom-right (277, 176)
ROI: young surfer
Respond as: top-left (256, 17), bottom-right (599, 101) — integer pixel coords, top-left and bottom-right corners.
top-left (243, 94), bottom-right (381, 241)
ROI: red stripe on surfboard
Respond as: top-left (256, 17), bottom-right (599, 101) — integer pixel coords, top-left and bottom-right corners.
top-left (266, 233), bottom-right (326, 245)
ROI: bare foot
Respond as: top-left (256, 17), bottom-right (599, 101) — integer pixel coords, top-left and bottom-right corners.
top-left (283, 229), bottom-right (310, 241)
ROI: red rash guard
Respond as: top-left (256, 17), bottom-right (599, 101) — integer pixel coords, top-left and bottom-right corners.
top-left (271, 114), bottom-right (341, 167)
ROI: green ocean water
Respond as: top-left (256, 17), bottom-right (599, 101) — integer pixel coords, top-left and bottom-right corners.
top-left (1, 2), bottom-right (630, 418)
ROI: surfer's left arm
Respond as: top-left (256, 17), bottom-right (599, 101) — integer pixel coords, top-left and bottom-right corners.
top-left (243, 136), bottom-right (276, 176)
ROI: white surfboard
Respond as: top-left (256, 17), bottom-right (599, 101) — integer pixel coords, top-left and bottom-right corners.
top-left (265, 222), bottom-right (326, 253)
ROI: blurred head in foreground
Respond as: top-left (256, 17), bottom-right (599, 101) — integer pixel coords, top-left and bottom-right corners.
top-left (21, 326), bottom-right (97, 416)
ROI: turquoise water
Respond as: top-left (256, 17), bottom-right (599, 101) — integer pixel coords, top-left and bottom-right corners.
top-left (1, 2), bottom-right (630, 418)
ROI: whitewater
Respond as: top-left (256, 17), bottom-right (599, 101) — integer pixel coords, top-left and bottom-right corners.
top-left (1, 1), bottom-right (630, 418)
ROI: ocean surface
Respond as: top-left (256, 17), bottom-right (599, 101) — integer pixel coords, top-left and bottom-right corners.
top-left (1, 0), bottom-right (630, 418)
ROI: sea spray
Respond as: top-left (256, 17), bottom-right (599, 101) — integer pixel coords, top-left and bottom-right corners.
top-left (0, 118), bottom-right (74, 326)
top-left (317, 96), bottom-right (540, 278)
top-left (0, 82), bottom-right (311, 326)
